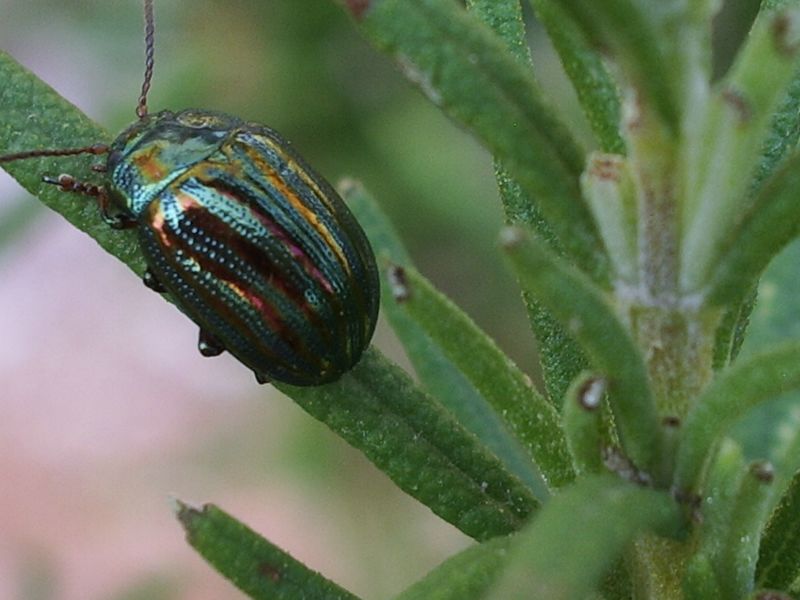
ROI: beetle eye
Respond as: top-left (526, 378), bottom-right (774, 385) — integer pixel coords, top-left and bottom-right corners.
top-left (107, 149), bottom-right (124, 167)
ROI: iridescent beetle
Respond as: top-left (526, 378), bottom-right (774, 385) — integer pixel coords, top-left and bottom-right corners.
top-left (0, 0), bottom-right (379, 386)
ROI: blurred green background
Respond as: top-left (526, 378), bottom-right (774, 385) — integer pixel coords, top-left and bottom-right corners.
top-left (0, 1), bottom-right (768, 599)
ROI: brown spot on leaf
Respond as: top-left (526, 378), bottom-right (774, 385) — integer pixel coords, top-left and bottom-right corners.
top-left (588, 155), bottom-right (622, 181)
top-left (772, 12), bottom-right (800, 56)
top-left (721, 88), bottom-right (752, 126)
top-left (345, 0), bottom-right (371, 20)
top-left (259, 562), bottom-right (282, 583)
top-left (750, 460), bottom-right (775, 483)
top-left (387, 264), bottom-right (411, 302)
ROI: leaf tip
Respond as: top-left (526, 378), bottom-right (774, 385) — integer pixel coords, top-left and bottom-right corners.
top-left (750, 460), bottom-right (776, 484)
top-left (387, 263), bottom-right (411, 302)
top-left (337, 177), bottom-right (362, 199)
top-left (577, 376), bottom-right (606, 411)
top-left (340, 0), bottom-right (371, 21)
top-left (171, 496), bottom-right (206, 530)
top-left (499, 226), bottom-right (525, 251)
top-left (771, 9), bottom-right (800, 57)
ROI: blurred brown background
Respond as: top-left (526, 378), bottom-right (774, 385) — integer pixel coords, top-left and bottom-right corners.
top-left (0, 0), bottom-right (760, 598)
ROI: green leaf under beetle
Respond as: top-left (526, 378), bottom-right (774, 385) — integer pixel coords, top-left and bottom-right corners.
top-left (485, 474), bottom-right (682, 600)
top-left (278, 348), bottom-right (539, 542)
top-left (175, 501), bottom-right (361, 600)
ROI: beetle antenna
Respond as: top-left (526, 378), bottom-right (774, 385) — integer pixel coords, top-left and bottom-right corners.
top-left (0, 143), bottom-right (109, 164)
top-left (136, 0), bottom-right (156, 119)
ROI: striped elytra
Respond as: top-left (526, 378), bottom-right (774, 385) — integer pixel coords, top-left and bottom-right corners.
top-left (0, 3), bottom-right (379, 385)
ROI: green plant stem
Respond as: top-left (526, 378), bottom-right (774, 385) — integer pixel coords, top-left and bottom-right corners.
top-left (624, 92), bottom-right (717, 418)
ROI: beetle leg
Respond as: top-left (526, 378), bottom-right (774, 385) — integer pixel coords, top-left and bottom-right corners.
top-left (198, 329), bottom-right (226, 357)
top-left (98, 195), bottom-right (137, 230)
top-left (142, 268), bottom-right (167, 293)
top-left (254, 372), bottom-right (270, 385)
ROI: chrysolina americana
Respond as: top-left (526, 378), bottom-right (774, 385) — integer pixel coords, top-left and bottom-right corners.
top-left (0, 0), bottom-right (380, 386)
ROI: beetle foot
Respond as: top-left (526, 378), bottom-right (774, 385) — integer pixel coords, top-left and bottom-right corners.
top-left (198, 329), bottom-right (225, 357)
top-left (254, 372), bottom-right (270, 385)
top-left (142, 268), bottom-right (166, 293)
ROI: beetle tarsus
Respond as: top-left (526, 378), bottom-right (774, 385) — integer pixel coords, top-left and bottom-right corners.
top-left (254, 372), bottom-right (270, 385)
top-left (142, 269), bottom-right (166, 293)
top-left (198, 329), bottom-right (225, 357)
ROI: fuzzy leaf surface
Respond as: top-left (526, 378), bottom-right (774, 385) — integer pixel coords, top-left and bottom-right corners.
top-left (278, 348), bottom-right (539, 541)
top-left (176, 502), bottom-right (361, 600)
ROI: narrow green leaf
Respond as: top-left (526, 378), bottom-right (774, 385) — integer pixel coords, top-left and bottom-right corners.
top-left (681, 440), bottom-right (745, 599)
top-left (674, 343), bottom-right (800, 494)
top-left (528, 0), bottom-right (625, 154)
top-left (0, 51), bottom-right (143, 272)
top-left (712, 285), bottom-right (757, 369)
top-left (464, 0), bottom-right (592, 405)
top-left (464, 0), bottom-right (530, 64)
top-left (278, 348), bottom-right (539, 541)
top-left (394, 537), bottom-right (511, 600)
top-left (552, 0), bottom-right (679, 130)
top-left (175, 501), bottom-right (361, 600)
top-left (388, 262), bottom-right (574, 489)
top-left (341, 180), bottom-right (548, 499)
top-left (524, 293), bottom-right (589, 406)
top-left (716, 461), bottom-right (779, 599)
top-left (340, 0), bottom-right (609, 278)
top-left (581, 153), bottom-right (638, 282)
top-left (757, 471), bottom-right (800, 589)
top-left (737, 239), bottom-right (800, 358)
top-left (486, 475), bottom-right (682, 600)
top-left (681, 8), bottom-right (800, 294)
top-left (749, 72), bottom-right (800, 196)
top-left (562, 372), bottom-right (606, 476)
top-left (706, 149), bottom-right (800, 308)
top-left (501, 227), bottom-right (663, 479)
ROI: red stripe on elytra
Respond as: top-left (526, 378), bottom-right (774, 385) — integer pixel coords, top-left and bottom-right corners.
top-left (147, 193), bottom-right (331, 365)
top-left (205, 176), bottom-right (336, 295)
